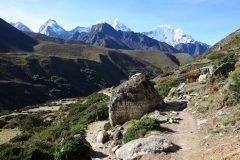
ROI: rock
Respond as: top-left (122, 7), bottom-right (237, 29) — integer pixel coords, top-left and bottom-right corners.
top-left (213, 62), bottom-right (235, 77)
top-left (169, 118), bottom-right (173, 123)
top-left (167, 87), bottom-right (176, 97)
top-left (112, 145), bottom-right (120, 153)
top-left (149, 112), bottom-right (168, 123)
top-left (119, 126), bottom-right (124, 130)
top-left (109, 73), bottom-right (164, 126)
top-left (200, 65), bottom-right (216, 74)
top-left (171, 115), bottom-right (181, 120)
top-left (197, 119), bottom-right (208, 126)
top-left (115, 136), bottom-right (179, 160)
top-left (114, 130), bottom-right (123, 140)
top-left (177, 83), bottom-right (186, 93)
top-left (97, 131), bottom-right (109, 143)
top-left (198, 74), bottom-right (208, 83)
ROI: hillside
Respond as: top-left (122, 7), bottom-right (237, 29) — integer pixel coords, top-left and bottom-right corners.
top-left (203, 28), bottom-right (240, 58)
top-left (0, 18), bottom-right (38, 53)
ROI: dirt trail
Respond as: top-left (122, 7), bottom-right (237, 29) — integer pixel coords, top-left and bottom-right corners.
top-left (85, 120), bottom-right (116, 160)
top-left (162, 109), bottom-right (202, 160)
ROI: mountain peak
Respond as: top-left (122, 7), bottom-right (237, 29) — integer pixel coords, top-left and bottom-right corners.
top-left (112, 18), bottom-right (131, 32)
top-left (143, 24), bottom-right (194, 46)
top-left (38, 19), bottom-right (70, 39)
top-left (10, 21), bottom-right (32, 32)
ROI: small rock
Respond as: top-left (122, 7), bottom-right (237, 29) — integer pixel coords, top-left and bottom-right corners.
top-left (97, 131), bottom-right (109, 143)
top-left (119, 126), bottom-right (124, 130)
top-left (112, 145), bottom-right (121, 153)
top-left (197, 119), bottom-right (208, 126)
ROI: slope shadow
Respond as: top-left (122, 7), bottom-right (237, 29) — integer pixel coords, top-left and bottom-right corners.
top-left (162, 101), bottom-right (188, 112)
top-left (91, 151), bottom-right (108, 159)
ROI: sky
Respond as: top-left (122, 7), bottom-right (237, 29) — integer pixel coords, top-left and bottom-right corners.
top-left (0, 0), bottom-right (240, 46)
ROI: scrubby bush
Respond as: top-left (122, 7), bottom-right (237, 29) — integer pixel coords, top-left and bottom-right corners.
top-left (122, 116), bottom-right (160, 143)
top-left (59, 136), bottom-right (92, 160)
top-left (208, 52), bottom-right (225, 60)
top-left (156, 76), bottom-right (187, 98)
top-left (229, 61), bottom-right (240, 102)
top-left (0, 120), bottom-right (7, 128)
top-left (104, 122), bottom-right (111, 131)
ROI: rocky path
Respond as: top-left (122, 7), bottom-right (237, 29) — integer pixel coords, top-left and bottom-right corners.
top-left (85, 120), bottom-right (116, 160)
top-left (138, 107), bottom-right (203, 160)
top-left (162, 109), bottom-right (202, 160)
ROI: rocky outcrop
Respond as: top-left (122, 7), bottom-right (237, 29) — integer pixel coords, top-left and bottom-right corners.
top-left (115, 136), bottom-right (179, 160)
top-left (213, 62), bottom-right (235, 77)
top-left (109, 73), bottom-right (164, 126)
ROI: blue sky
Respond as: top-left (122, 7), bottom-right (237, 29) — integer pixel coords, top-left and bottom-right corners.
top-left (0, 0), bottom-right (240, 46)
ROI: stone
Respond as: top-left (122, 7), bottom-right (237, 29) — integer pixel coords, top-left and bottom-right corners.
top-left (115, 136), bottom-right (179, 160)
top-left (197, 119), bottom-right (208, 126)
top-left (96, 131), bottom-right (109, 143)
top-left (198, 74), bottom-right (208, 83)
top-left (177, 83), bottom-right (186, 93)
top-left (109, 73), bottom-right (164, 126)
top-left (167, 87), bottom-right (176, 97)
top-left (114, 130), bottom-right (123, 140)
top-left (149, 112), bottom-right (168, 123)
top-left (200, 65), bottom-right (216, 74)
top-left (112, 145), bottom-right (120, 153)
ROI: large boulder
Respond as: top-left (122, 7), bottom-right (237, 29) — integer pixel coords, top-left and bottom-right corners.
top-left (109, 73), bottom-right (164, 126)
top-left (115, 136), bottom-right (179, 160)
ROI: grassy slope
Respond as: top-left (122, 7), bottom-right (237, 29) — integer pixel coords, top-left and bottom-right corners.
top-left (122, 50), bottom-right (179, 71)
top-left (203, 29), bottom-right (240, 57)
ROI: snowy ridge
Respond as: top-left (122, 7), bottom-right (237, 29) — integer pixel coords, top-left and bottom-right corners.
top-left (10, 22), bottom-right (32, 32)
top-left (38, 19), bottom-right (71, 39)
top-left (112, 18), bottom-right (131, 31)
top-left (142, 25), bottom-right (195, 47)
top-left (69, 26), bottom-right (90, 34)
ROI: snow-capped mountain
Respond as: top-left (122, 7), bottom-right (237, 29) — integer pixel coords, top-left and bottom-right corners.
top-left (111, 18), bottom-right (131, 32)
top-left (69, 26), bottom-right (90, 35)
top-left (38, 19), bottom-right (71, 39)
top-left (142, 25), bottom-right (195, 47)
top-left (10, 22), bottom-right (32, 32)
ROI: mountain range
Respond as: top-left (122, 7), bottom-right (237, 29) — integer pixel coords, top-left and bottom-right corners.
top-left (10, 19), bottom-right (210, 55)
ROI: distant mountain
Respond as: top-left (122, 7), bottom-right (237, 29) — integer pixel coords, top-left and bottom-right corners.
top-left (175, 42), bottom-right (211, 56)
top-left (10, 22), bottom-right (32, 32)
top-left (69, 26), bottom-right (90, 35)
top-left (0, 18), bottom-right (38, 53)
top-left (80, 23), bottom-right (178, 53)
top-left (38, 19), bottom-right (71, 39)
top-left (142, 25), bottom-right (194, 46)
top-left (112, 18), bottom-right (131, 31)
top-left (142, 25), bottom-right (210, 55)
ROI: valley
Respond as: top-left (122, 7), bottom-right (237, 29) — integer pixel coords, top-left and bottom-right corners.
top-left (0, 15), bottom-right (240, 160)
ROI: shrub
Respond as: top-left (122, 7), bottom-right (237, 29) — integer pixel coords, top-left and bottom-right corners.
top-left (19, 113), bottom-right (46, 131)
top-left (0, 120), bottom-right (7, 128)
top-left (59, 136), bottom-right (92, 160)
top-left (182, 70), bottom-right (201, 82)
top-left (122, 116), bottom-right (159, 143)
top-left (104, 122), bottom-right (111, 131)
top-left (156, 76), bottom-right (187, 98)
top-left (222, 116), bottom-right (235, 126)
top-left (209, 85), bottom-right (218, 92)
top-left (208, 52), bottom-right (225, 60)
top-left (229, 61), bottom-right (240, 102)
